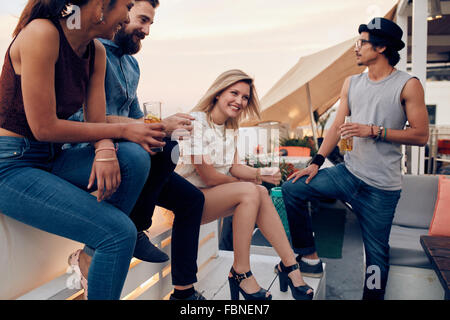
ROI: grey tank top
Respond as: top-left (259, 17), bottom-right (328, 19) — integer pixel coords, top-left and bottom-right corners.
top-left (344, 70), bottom-right (415, 191)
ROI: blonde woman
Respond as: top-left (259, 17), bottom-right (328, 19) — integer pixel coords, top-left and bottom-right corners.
top-left (176, 69), bottom-right (314, 300)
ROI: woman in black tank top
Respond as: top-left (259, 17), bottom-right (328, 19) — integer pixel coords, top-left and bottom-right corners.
top-left (0, 0), bottom-right (166, 300)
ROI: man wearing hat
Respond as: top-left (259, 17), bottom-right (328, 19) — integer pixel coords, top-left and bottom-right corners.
top-left (282, 17), bottom-right (429, 300)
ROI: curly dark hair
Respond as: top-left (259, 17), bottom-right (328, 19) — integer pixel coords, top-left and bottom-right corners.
top-left (368, 33), bottom-right (401, 67)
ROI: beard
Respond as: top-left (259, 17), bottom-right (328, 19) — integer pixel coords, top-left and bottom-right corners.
top-left (114, 28), bottom-right (144, 55)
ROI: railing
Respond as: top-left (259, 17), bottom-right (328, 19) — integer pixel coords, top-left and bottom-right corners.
top-left (426, 125), bottom-right (450, 174)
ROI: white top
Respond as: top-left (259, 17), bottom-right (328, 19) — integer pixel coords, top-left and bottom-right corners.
top-left (175, 112), bottom-right (239, 188)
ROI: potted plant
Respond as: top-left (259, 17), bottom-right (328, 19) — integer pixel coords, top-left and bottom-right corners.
top-left (279, 136), bottom-right (317, 157)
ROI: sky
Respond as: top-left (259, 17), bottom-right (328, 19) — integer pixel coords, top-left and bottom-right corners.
top-left (0, 0), bottom-right (397, 118)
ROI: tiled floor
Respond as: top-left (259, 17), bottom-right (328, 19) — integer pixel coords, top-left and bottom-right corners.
top-left (196, 250), bottom-right (326, 300)
top-left (320, 204), bottom-right (365, 300)
top-left (221, 200), bottom-right (365, 300)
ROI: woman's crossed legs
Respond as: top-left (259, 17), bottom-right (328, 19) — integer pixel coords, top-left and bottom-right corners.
top-left (201, 181), bottom-right (311, 296)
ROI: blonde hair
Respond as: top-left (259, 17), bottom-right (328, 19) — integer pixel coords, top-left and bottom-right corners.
top-left (192, 69), bottom-right (261, 130)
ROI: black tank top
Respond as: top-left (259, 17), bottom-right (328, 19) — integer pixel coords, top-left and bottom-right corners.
top-left (0, 19), bottom-right (96, 139)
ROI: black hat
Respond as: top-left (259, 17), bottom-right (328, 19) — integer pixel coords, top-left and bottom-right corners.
top-left (358, 17), bottom-right (405, 51)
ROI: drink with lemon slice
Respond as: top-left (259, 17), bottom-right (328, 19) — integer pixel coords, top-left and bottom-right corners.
top-left (340, 116), bottom-right (353, 152)
top-left (143, 101), bottom-right (164, 152)
top-left (144, 114), bottom-right (161, 124)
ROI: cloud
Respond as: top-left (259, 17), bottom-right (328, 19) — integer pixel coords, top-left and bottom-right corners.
top-left (136, 0), bottom-right (397, 117)
top-left (151, 0), bottom-right (395, 40)
top-left (0, 0), bottom-right (397, 118)
top-left (0, 2), bottom-right (25, 16)
top-left (0, 15), bottom-right (18, 58)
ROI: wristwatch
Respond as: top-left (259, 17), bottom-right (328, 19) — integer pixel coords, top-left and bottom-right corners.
top-left (376, 126), bottom-right (384, 141)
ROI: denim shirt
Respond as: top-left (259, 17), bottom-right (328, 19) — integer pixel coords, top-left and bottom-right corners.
top-left (69, 38), bottom-right (144, 123)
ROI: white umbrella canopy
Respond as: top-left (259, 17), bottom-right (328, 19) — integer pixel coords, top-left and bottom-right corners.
top-left (242, 36), bottom-right (366, 129)
top-left (242, 5), bottom-right (398, 130)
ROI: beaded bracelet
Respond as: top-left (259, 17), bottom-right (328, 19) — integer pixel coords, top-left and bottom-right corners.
top-left (369, 124), bottom-right (375, 138)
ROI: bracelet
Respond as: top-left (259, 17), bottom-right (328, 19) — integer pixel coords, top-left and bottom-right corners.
top-left (375, 126), bottom-right (384, 141)
top-left (310, 154), bottom-right (325, 168)
top-left (95, 157), bottom-right (118, 162)
top-left (255, 168), bottom-right (262, 184)
top-left (369, 124), bottom-right (378, 138)
top-left (95, 142), bottom-right (119, 152)
top-left (383, 128), bottom-right (387, 141)
top-left (95, 147), bottom-right (117, 154)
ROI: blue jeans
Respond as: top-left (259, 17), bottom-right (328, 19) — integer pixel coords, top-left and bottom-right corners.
top-left (129, 139), bottom-right (204, 286)
top-left (282, 163), bottom-right (401, 300)
top-left (0, 136), bottom-right (150, 299)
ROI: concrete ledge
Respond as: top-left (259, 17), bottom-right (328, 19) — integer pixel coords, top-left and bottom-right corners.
top-left (17, 213), bottom-right (219, 300)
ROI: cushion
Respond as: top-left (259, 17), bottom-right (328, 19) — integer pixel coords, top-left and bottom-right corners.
top-left (389, 225), bottom-right (431, 268)
top-left (392, 175), bottom-right (439, 229)
top-left (428, 175), bottom-right (450, 236)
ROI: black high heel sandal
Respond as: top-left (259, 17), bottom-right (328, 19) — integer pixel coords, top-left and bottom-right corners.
top-left (275, 261), bottom-right (314, 300)
top-left (228, 267), bottom-right (272, 300)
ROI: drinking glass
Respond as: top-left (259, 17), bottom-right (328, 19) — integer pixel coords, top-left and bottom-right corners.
top-left (340, 116), bottom-right (353, 152)
top-left (143, 101), bottom-right (164, 152)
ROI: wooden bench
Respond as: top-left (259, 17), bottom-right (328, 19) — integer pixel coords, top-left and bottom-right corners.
top-left (420, 235), bottom-right (450, 300)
